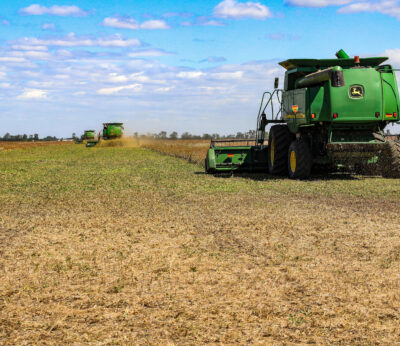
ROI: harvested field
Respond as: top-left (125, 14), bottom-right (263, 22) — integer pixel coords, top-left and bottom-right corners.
top-left (1, 144), bottom-right (400, 344)
top-left (0, 141), bottom-right (72, 151)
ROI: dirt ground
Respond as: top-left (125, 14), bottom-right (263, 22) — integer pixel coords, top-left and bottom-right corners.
top-left (0, 144), bottom-right (399, 344)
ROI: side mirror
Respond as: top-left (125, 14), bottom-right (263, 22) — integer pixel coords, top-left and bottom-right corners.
top-left (274, 77), bottom-right (279, 89)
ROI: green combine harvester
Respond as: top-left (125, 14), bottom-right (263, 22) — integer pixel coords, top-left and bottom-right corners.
top-left (205, 49), bottom-right (400, 178)
top-left (85, 123), bottom-right (124, 147)
top-left (102, 122), bottom-right (124, 140)
top-left (83, 130), bottom-right (96, 141)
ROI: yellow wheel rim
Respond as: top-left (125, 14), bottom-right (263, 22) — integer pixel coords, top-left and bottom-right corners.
top-left (290, 150), bottom-right (296, 173)
top-left (270, 138), bottom-right (275, 166)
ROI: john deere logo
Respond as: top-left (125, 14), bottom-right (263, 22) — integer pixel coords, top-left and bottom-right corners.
top-left (350, 85), bottom-right (364, 98)
top-left (292, 105), bottom-right (298, 114)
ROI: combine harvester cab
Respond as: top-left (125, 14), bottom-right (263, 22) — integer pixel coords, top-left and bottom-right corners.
top-left (206, 49), bottom-right (400, 178)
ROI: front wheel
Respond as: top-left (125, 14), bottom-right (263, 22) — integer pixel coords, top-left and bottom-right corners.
top-left (268, 125), bottom-right (292, 175)
top-left (288, 140), bottom-right (312, 179)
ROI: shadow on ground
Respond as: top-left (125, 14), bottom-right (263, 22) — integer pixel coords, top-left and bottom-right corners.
top-left (194, 171), bottom-right (379, 181)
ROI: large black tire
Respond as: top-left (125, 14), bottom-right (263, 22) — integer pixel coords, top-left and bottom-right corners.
top-left (381, 139), bottom-right (400, 178)
top-left (268, 125), bottom-right (292, 175)
top-left (205, 152), bottom-right (215, 174)
top-left (288, 140), bottom-right (312, 179)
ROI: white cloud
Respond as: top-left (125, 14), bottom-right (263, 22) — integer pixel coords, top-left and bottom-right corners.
top-left (107, 73), bottom-right (129, 83)
top-left (42, 23), bottom-right (57, 30)
top-left (17, 89), bottom-right (48, 100)
top-left (140, 20), bottom-right (170, 29)
top-left (383, 48), bottom-right (400, 65)
top-left (19, 4), bottom-right (87, 16)
top-left (14, 33), bottom-right (141, 48)
top-left (0, 83), bottom-right (12, 89)
top-left (103, 17), bottom-right (139, 29)
top-left (0, 57), bottom-right (28, 63)
top-left (10, 50), bottom-right (51, 60)
top-left (128, 49), bottom-right (173, 57)
top-left (102, 17), bottom-right (170, 30)
top-left (285, 0), bottom-right (352, 6)
top-left (97, 84), bottom-right (142, 95)
top-left (214, 0), bottom-right (272, 19)
top-left (177, 71), bottom-right (205, 78)
top-left (338, 0), bottom-right (400, 19)
top-left (155, 86), bottom-right (174, 93)
top-left (11, 44), bottom-right (48, 51)
top-left (202, 20), bottom-right (226, 26)
top-left (211, 71), bottom-right (244, 79)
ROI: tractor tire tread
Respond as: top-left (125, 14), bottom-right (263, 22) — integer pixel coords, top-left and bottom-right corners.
top-left (268, 125), bottom-right (292, 175)
top-left (288, 140), bottom-right (312, 179)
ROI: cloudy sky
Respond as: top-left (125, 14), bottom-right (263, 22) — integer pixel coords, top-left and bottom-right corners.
top-left (1, 0), bottom-right (400, 137)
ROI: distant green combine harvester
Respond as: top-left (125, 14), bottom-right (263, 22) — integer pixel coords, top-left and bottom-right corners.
top-left (85, 123), bottom-right (124, 147)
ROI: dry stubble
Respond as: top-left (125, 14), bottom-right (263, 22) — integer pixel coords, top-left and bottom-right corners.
top-left (0, 145), bottom-right (399, 344)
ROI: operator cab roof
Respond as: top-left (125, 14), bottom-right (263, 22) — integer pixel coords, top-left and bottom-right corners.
top-left (279, 57), bottom-right (388, 70)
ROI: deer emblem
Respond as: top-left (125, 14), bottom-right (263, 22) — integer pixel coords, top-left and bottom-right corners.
top-left (350, 86), bottom-right (363, 97)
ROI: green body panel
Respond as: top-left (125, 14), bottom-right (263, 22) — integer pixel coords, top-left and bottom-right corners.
top-left (103, 123), bottom-right (124, 139)
top-left (282, 66), bottom-right (399, 132)
top-left (206, 146), bottom-right (268, 172)
top-left (83, 130), bottom-right (95, 140)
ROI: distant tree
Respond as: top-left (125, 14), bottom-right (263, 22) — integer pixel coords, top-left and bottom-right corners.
top-left (43, 136), bottom-right (58, 141)
top-left (245, 130), bottom-right (256, 139)
top-left (212, 133), bottom-right (220, 139)
top-left (169, 131), bottom-right (178, 140)
top-left (34, 134), bottom-right (39, 141)
top-left (133, 132), bottom-right (138, 138)
top-left (181, 132), bottom-right (192, 139)
top-left (236, 132), bottom-right (244, 139)
top-left (202, 133), bottom-right (212, 139)
top-left (3, 133), bottom-right (10, 141)
top-left (158, 131), bottom-right (167, 139)
top-left (22, 134), bottom-right (28, 141)
top-left (72, 133), bottom-right (76, 139)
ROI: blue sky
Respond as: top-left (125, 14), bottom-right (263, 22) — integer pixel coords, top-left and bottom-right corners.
top-left (1, 0), bottom-right (400, 137)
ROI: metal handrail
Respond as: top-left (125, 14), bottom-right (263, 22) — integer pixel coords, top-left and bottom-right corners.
top-left (255, 89), bottom-right (283, 146)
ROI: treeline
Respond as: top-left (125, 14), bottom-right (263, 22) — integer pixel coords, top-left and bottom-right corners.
top-left (1, 130), bottom-right (260, 142)
top-left (0, 133), bottom-right (60, 142)
top-left (133, 130), bottom-right (258, 140)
